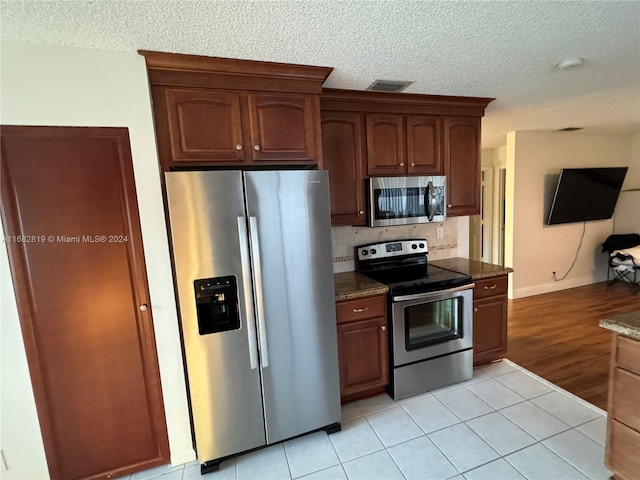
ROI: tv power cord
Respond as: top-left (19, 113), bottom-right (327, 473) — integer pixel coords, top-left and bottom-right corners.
top-left (553, 222), bottom-right (586, 281)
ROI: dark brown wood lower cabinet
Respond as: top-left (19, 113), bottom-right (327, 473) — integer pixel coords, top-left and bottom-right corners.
top-left (336, 295), bottom-right (389, 403)
top-left (606, 333), bottom-right (640, 480)
top-left (0, 126), bottom-right (170, 480)
top-left (473, 275), bottom-right (508, 366)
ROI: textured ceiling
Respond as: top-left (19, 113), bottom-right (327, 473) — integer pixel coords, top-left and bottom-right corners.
top-left (1, 0), bottom-right (639, 148)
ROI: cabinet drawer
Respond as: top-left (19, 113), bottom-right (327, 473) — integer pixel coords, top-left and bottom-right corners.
top-left (474, 276), bottom-right (508, 299)
top-left (611, 367), bottom-right (640, 431)
top-left (616, 334), bottom-right (640, 376)
top-left (606, 419), bottom-right (640, 480)
top-left (336, 295), bottom-right (386, 324)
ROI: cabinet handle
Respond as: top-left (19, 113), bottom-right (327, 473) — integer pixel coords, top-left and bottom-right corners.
top-left (447, 204), bottom-right (452, 208)
top-left (381, 325), bottom-right (387, 331)
top-left (399, 162), bottom-right (405, 167)
top-left (410, 162), bottom-right (416, 167)
top-left (353, 306), bottom-right (369, 313)
top-left (474, 307), bottom-right (478, 313)
top-left (254, 145), bottom-right (261, 151)
top-left (235, 144), bottom-right (243, 151)
top-left (139, 304), bottom-right (148, 312)
top-left (359, 210), bottom-right (365, 215)
top-left (484, 284), bottom-right (498, 290)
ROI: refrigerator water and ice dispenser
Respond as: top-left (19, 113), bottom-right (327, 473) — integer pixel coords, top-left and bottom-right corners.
top-left (194, 276), bottom-right (240, 335)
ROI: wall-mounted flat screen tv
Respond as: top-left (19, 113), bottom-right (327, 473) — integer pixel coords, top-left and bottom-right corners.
top-left (547, 167), bottom-right (628, 225)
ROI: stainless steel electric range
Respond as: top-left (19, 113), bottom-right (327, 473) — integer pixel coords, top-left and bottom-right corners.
top-left (355, 239), bottom-right (474, 399)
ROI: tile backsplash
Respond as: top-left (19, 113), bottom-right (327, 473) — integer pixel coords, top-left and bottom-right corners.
top-left (331, 219), bottom-right (460, 273)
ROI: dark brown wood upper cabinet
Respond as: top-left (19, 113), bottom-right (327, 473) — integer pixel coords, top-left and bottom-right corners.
top-left (406, 115), bottom-right (442, 175)
top-left (444, 116), bottom-right (482, 216)
top-left (320, 88), bottom-right (493, 224)
top-left (0, 126), bottom-right (170, 480)
top-left (140, 51), bottom-right (332, 172)
top-left (367, 114), bottom-right (443, 177)
top-left (164, 88), bottom-right (245, 162)
top-left (248, 93), bottom-right (317, 161)
top-left (365, 114), bottom-right (405, 176)
top-left (321, 112), bottom-right (366, 226)
top-left (153, 87), bottom-right (321, 168)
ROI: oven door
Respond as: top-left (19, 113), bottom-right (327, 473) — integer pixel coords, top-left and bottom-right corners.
top-left (391, 284), bottom-right (473, 366)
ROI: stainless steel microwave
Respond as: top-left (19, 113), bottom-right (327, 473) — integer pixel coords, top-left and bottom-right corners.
top-left (368, 176), bottom-right (446, 227)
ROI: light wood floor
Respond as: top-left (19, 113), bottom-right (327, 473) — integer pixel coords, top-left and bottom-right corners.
top-left (505, 281), bottom-right (639, 411)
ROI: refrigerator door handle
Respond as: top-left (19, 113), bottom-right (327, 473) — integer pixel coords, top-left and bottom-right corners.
top-left (249, 216), bottom-right (269, 368)
top-left (237, 217), bottom-right (259, 370)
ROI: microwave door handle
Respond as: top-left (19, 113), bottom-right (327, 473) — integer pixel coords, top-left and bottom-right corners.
top-left (424, 184), bottom-right (431, 220)
top-left (427, 181), bottom-right (436, 221)
top-left (249, 216), bottom-right (269, 368)
top-left (237, 217), bottom-right (259, 370)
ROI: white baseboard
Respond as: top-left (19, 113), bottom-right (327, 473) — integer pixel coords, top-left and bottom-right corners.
top-left (512, 274), bottom-right (601, 299)
top-left (171, 448), bottom-right (197, 467)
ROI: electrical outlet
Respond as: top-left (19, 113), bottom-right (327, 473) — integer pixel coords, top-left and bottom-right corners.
top-left (436, 227), bottom-right (444, 239)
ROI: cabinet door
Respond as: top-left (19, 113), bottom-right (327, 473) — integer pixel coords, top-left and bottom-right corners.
top-left (321, 112), bottom-right (366, 226)
top-left (163, 88), bottom-right (247, 163)
top-left (337, 317), bottom-right (389, 398)
top-left (406, 115), bottom-right (442, 175)
top-left (473, 294), bottom-right (508, 366)
top-left (247, 93), bottom-right (318, 163)
top-left (606, 420), bottom-right (640, 480)
top-left (365, 114), bottom-right (405, 176)
top-left (444, 117), bottom-right (481, 216)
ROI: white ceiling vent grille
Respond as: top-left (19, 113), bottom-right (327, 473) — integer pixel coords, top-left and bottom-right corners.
top-left (366, 80), bottom-right (413, 93)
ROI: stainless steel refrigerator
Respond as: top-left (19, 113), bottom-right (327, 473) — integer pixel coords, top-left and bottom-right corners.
top-left (165, 170), bottom-right (341, 473)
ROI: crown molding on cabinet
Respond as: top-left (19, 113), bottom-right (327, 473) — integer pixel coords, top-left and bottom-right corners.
top-left (138, 50), bottom-right (333, 94)
top-left (321, 88), bottom-right (494, 117)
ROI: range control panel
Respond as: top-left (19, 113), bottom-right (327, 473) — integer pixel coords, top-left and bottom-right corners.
top-left (356, 239), bottom-right (428, 261)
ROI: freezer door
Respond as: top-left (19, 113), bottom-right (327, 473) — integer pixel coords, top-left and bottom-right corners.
top-left (165, 171), bottom-right (265, 461)
top-left (244, 171), bottom-right (341, 444)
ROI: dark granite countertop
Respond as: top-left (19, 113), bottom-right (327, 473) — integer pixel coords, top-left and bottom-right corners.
top-left (600, 310), bottom-right (640, 341)
top-left (430, 257), bottom-right (513, 280)
top-left (334, 271), bottom-right (388, 301)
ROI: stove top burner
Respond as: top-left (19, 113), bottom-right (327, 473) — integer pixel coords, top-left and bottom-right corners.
top-left (363, 264), bottom-right (471, 295)
top-left (355, 239), bottom-right (472, 295)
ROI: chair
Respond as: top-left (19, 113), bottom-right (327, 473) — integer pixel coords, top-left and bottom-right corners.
top-left (603, 234), bottom-right (640, 293)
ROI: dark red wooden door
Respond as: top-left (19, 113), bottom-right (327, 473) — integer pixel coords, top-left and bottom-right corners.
top-left (0, 126), bottom-right (170, 480)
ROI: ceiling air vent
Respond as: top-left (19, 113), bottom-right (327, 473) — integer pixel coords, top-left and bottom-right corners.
top-left (557, 127), bottom-right (583, 132)
top-left (367, 80), bottom-right (413, 93)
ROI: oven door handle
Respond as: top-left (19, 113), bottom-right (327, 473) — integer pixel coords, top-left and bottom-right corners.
top-left (392, 283), bottom-right (475, 302)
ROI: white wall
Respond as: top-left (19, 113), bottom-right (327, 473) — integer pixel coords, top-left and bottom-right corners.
top-left (613, 132), bottom-right (640, 233)
top-left (504, 133), bottom-right (516, 298)
top-left (507, 131), bottom-right (634, 298)
top-left (622, 132), bottom-right (640, 190)
top-left (0, 42), bottom-right (195, 479)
